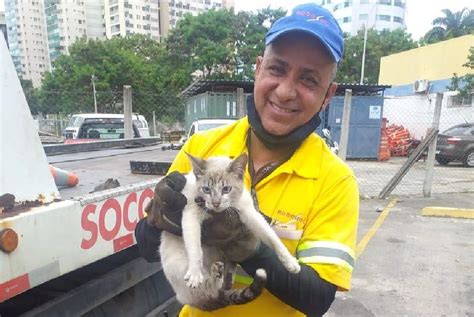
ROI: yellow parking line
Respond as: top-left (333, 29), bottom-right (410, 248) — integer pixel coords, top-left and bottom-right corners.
top-left (422, 207), bottom-right (474, 219)
top-left (356, 199), bottom-right (398, 259)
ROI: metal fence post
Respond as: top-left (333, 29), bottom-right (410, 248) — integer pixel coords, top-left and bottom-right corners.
top-left (152, 110), bottom-right (156, 137)
top-left (423, 92), bottom-right (443, 197)
top-left (236, 88), bottom-right (245, 118)
top-left (123, 85), bottom-right (133, 139)
top-left (338, 89), bottom-right (352, 161)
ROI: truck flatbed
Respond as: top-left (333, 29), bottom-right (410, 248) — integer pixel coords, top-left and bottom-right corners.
top-left (48, 145), bottom-right (179, 198)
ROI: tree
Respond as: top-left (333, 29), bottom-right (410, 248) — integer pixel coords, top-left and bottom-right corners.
top-left (423, 8), bottom-right (474, 44)
top-left (20, 79), bottom-right (41, 115)
top-left (447, 46), bottom-right (474, 102)
top-left (336, 28), bottom-right (418, 84)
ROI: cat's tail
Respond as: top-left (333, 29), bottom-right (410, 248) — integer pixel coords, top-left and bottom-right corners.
top-left (201, 268), bottom-right (267, 311)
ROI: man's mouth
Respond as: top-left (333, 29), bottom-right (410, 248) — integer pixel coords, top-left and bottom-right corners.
top-left (269, 101), bottom-right (296, 114)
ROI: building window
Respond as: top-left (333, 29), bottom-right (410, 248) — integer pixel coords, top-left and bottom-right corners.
top-left (377, 0), bottom-right (392, 5)
top-left (343, 16), bottom-right (351, 23)
top-left (393, 16), bottom-right (404, 23)
top-left (393, 0), bottom-right (404, 8)
top-left (376, 15), bottom-right (391, 21)
top-left (360, 0), bottom-right (369, 3)
top-left (359, 14), bottom-right (368, 20)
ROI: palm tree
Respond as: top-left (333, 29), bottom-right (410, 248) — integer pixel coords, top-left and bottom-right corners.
top-left (423, 8), bottom-right (474, 44)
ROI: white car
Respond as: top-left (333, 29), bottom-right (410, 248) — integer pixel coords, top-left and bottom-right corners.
top-left (63, 113), bottom-right (150, 140)
top-left (175, 119), bottom-right (237, 147)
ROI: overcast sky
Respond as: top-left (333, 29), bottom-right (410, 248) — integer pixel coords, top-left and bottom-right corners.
top-left (0, 1), bottom-right (471, 40)
top-left (234, 0), bottom-right (473, 40)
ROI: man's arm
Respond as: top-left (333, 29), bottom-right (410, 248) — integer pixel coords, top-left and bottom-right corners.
top-left (240, 243), bottom-right (337, 317)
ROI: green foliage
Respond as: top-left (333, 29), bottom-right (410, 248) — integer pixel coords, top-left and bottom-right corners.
top-left (20, 79), bottom-right (41, 115)
top-left (336, 28), bottom-right (418, 84)
top-left (447, 46), bottom-right (474, 100)
top-left (422, 8), bottom-right (474, 45)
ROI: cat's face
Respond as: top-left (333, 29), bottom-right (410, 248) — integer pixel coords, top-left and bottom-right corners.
top-left (187, 154), bottom-right (247, 213)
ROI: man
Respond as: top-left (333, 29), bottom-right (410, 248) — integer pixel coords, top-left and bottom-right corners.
top-left (136, 3), bottom-right (359, 317)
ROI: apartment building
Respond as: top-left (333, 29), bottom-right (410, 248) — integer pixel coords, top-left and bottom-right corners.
top-left (318, 0), bottom-right (406, 36)
top-left (1, 11), bottom-right (8, 45)
top-left (103, 0), bottom-right (160, 40)
top-left (4, 0), bottom-right (51, 87)
top-left (159, 0), bottom-right (234, 38)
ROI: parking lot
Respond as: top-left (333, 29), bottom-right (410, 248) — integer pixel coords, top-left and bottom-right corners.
top-left (327, 193), bottom-right (473, 316)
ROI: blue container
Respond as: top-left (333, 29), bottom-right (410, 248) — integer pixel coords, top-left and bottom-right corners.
top-left (326, 95), bottom-right (384, 159)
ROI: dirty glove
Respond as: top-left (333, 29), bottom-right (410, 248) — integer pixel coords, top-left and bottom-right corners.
top-left (135, 171), bottom-right (187, 262)
top-left (145, 171), bottom-right (188, 236)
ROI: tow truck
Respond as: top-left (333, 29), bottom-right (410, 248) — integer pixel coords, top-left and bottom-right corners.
top-left (0, 36), bottom-right (180, 316)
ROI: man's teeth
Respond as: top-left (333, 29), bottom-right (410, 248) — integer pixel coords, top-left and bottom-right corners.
top-left (271, 102), bottom-right (293, 113)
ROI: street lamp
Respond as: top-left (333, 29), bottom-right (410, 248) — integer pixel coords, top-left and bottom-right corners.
top-left (360, 24), bottom-right (368, 85)
top-left (91, 74), bottom-right (98, 113)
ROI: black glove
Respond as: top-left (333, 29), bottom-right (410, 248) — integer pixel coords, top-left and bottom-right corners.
top-left (144, 171), bottom-right (188, 236)
top-left (240, 243), bottom-right (337, 316)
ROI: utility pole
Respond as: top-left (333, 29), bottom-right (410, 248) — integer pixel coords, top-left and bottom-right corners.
top-left (91, 74), bottom-right (98, 113)
top-left (360, 24), bottom-right (368, 85)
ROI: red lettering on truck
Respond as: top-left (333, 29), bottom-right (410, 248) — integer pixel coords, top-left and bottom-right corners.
top-left (80, 189), bottom-right (153, 250)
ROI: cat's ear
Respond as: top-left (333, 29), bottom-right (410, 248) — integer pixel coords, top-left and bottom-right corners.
top-left (227, 153), bottom-right (248, 179)
top-left (185, 152), bottom-right (206, 177)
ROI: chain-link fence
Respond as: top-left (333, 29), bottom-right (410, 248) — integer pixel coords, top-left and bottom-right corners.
top-left (34, 88), bottom-right (186, 138)
top-left (346, 91), bottom-right (473, 199)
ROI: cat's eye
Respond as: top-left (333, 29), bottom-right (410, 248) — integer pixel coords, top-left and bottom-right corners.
top-left (201, 186), bottom-right (211, 194)
top-left (222, 186), bottom-right (232, 194)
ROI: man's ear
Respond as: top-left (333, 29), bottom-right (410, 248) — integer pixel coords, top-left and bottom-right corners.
top-left (255, 56), bottom-right (264, 77)
top-left (321, 82), bottom-right (338, 111)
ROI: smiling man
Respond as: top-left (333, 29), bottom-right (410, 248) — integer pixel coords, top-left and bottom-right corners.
top-left (136, 3), bottom-right (359, 317)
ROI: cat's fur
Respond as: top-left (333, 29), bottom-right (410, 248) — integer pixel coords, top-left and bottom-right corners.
top-left (159, 153), bottom-right (300, 311)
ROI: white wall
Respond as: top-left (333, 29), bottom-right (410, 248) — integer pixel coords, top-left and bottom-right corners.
top-left (383, 92), bottom-right (473, 139)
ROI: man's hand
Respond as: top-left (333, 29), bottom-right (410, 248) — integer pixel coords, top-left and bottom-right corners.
top-left (145, 171), bottom-right (188, 236)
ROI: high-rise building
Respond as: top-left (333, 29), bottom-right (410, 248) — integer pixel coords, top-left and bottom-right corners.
top-left (44, 1), bottom-right (106, 63)
top-left (103, 0), bottom-right (161, 40)
top-left (4, 0), bottom-right (51, 87)
top-left (1, 11), bottom-right (8, 46)
top-left (317, 0), bottom-right (406, 36)
top-left (159, 0), bottom-right (234, 38)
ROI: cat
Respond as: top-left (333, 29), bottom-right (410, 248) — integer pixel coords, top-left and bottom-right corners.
top-left (159, 153), bottom-right (300, 311)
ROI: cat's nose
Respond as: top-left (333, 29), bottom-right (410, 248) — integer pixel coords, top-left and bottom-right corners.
top-left (212, 202), bottom-right (220, 208)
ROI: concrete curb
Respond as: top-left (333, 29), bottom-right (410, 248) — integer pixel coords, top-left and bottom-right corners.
top-left (421, 207), bottom-right (474, 219)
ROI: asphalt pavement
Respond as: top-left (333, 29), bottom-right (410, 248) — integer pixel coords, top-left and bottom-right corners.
top-left (327, 193), bottom-right (473, 317)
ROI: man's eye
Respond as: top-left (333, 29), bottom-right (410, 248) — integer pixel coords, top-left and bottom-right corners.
top-left (302, 76), bottom-right (317, 86)
top-left (222, 186), bottom-right (232, 194)
top-left (268, 65), bottom-right (284, 75)
top-left (202, 186), bottom-right (211, 194)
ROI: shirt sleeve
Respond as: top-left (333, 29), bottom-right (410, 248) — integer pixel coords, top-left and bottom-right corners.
top-left (296, 174), bottom-right (359, 291)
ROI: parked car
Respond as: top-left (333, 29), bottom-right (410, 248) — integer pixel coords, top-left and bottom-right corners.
top-left (63, 113), bottom-right (150, 141)
top-left (181, 119), bottom-right (237, 143)
top-left (435, 123), bottom-right (474, 167)
top-left (63, 116), bottom-right (142, 144)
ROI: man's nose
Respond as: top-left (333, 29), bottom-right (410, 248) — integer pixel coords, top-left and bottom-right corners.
top-left (275, 76), bottom-right (297, 101)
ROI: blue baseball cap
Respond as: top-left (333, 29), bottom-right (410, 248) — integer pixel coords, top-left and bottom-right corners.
top-left (265, 3), bottom-right (344, 63)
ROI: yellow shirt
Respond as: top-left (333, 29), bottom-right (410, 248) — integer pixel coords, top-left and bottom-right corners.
top-left (169, 118), bottom-right (359, 317)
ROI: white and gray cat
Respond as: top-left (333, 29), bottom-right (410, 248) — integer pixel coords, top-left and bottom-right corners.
top-left (159, 153), bottom-right (300, 311)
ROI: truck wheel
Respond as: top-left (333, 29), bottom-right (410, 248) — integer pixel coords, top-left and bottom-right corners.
top-left (436, 157), bottom-right (450, 166)
top-left (462, 150), bottom-right (474, 167)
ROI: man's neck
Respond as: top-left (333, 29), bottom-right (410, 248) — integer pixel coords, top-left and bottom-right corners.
top-left (248, 130), bottom-right (295, 172)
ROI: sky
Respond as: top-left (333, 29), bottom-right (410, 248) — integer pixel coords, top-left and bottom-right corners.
top-left (234, 0), bottom-right (472, 40)
top-left (0, 1), bottom-right (471, 40)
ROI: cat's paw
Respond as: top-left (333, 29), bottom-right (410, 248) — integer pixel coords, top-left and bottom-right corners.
top-left (184, 267), bottom-right (204, 288)
top-left (211, 261), bottom-right (224, 279)
top-left (280, 255), bottom-right (301, 274)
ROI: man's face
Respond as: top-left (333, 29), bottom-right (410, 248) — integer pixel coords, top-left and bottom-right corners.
top-left (253, 33), bottom-right (337, 136)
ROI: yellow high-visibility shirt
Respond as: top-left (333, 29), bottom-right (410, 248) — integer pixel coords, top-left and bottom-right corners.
top-left (168, 117), bottom-right (359, 317)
